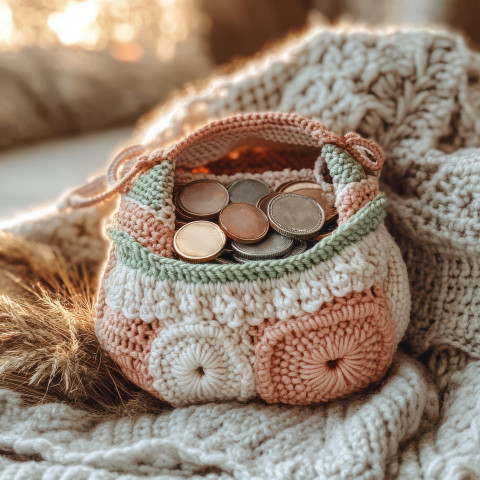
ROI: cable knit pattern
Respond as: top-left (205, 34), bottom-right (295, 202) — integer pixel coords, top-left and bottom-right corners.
top-left (384, 148), bottom-right (480, 358)
top-left (2, 27), bottom-right (480, 478)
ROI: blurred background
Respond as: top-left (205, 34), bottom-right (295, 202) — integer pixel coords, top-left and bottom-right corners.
top-left (0, 0), bottom-right (478, 219)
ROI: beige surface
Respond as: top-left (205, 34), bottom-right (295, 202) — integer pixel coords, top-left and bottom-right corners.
top-left (0, 127), bottom-right (133, 221)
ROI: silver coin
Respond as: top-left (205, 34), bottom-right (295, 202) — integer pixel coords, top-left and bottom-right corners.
top-left (227, 179), bottom-right (270, 205)
top-left (232, 253), bottom-right (254, 264)
top-left (231, 231), bottom-right (293, 260)
top-left (281, 240), bottom-right (308, 258)
top-left (268, 193), bottom-right (325, 239)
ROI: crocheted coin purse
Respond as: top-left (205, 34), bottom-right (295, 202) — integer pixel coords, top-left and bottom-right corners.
top-left (82, 112), bottom-right (410, 406)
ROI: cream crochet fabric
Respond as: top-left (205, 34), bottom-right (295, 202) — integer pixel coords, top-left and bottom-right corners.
top-left (2, 27), bottom-right (480, 479)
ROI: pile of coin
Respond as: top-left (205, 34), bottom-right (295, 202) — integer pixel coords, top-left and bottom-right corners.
top-left (172, 178), bottom-right (338, 264)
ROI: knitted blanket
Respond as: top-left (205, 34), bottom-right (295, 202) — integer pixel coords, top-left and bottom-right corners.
top-left (2, 27), bottom-right (480, 479)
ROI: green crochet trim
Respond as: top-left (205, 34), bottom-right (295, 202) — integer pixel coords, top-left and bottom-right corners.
top-left (322, 144), bottom-right (366, 184)
top-left (128, 161), bottom-right (174, 210)
top-left (109, 194), bottom-right (386, 284)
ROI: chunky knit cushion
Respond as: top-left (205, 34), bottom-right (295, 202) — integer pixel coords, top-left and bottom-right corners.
top-left (95, 112), bottom-right (410, 406)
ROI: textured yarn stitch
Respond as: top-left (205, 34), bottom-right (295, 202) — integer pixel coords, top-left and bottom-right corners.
top-left (322, 144), bottom-right (367, 184)
top-left (101, 225), bottom-right (399, 329)
top-left (251, 285), bottom-right (394, 405)
top-left (128, 161), bottom-right (175, 210)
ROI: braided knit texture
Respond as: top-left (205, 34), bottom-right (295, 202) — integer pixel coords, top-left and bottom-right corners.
top-left (2, 27), bottom-right (480, 478)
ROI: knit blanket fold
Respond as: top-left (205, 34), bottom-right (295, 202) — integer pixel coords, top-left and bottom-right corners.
top-left (2, 27), bottom-right (480, 479)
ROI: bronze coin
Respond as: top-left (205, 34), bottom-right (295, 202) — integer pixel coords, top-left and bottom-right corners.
top-left (227, 179), bottom-right (270, 205)
top-left (275, 181), bottom-right (293, 192)
top-left (256, 192), bottom-right (281, 215)
top-left (174, 187), bottom-right (199, 221)
top-left (289, 187), bottom-right (338, 224)
top-left (176, 180), bottom-right (229, 220)
top-left (218, 203), bottom-right (269, 244)
top-left (268, 193), bottom-right (325, 239)
top-left (223, 241), bottom-right (234, 255)
top-left (173, 221), bottom-right (226, 263)
top-left (175, 203), bottom-right (199, 221)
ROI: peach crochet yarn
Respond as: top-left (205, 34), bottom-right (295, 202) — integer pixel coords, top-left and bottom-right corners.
top-left (250, 285), bottom-right (394, 404)
top-left (92, 112), bottom-right (410, 406)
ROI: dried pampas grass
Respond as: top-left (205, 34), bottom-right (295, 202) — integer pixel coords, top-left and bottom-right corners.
top-left (0, 231), bottom-right (167, 416)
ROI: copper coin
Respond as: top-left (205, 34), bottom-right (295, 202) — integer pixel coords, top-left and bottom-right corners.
top-left (173, 221), bottom-right (226, 263)
top-left (227, 179), bottom-right (270, 205)
top-left (289, 188), bottom-right (337, 224)
top-left (174, 187), bottom-right (197, 220)
top-left (175, 203), bottom-right (199, 221)
top-left (176, 180), bottom-right (229, 220)
top-left (256, 192), bottom-right (281, 215)
top-left (275, 181), bottom-right (292, 192)
top-left (268, 193), bottom-right (325, 239)
top-left (219, 203), bottom-right (269, 244)
top-left (231, 231), bottom-right (293, 260)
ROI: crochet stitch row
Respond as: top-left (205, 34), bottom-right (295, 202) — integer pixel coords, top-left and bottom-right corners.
top-left (95, 112), bottom-right (409, 406)
top-left (102, 225), bottom-right (395, 329)
top-left (108, 194), bottom-right (386, 284)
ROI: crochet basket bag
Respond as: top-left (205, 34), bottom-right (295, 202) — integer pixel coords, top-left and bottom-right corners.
top-left (88, 112), bottom-right (410, 407)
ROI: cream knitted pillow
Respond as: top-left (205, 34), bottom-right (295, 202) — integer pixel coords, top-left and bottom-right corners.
top-left (89, 112), bottom-right (410, 406)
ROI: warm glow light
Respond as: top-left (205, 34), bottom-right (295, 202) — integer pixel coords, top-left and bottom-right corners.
top-left (0, 1), bottom-right (13, 45)
top-left (47, 0), bottom-right (100, 47)
top-left (112, 23), bottom-right (136, 43)
top-left (1, 0), bottom-right (208, 63)
top-left (157, 0), bottom-right (177, 7)
top-left (156, 38), bottom-right (176, 61)
top-left (110, 42), bottom-right (144, 62)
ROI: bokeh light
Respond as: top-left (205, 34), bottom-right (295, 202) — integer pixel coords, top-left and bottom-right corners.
top-left (0, 0), bottom-right (209, 62)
